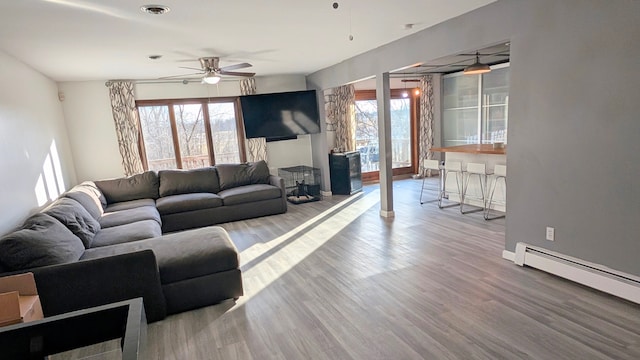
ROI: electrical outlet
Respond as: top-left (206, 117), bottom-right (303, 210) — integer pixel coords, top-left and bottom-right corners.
top-left (546, 227), bottom-right (555, 241)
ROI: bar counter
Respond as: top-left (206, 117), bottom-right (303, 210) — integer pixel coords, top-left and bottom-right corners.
top-left (430, 144), bottom-right (506, 155)
top-left (430, 144), bottom-right (506, 212)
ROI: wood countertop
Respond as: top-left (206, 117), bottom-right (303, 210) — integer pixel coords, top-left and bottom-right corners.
top-left (430, 144), bottom-right (506, 155)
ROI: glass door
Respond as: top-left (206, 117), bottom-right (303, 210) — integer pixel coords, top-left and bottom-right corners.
top-left (482, 65), bottom-right (509, 144)
top-left (443, 63), bottom-right (510, 146)
top-left (442, 73), bottom-right (480, 147)
top-left (354, 89), bottom-right (418, 181)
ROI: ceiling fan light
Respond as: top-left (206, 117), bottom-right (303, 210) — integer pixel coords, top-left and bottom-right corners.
top-left (203, 73), bottom-right (221, 84)
top-left (464, 52), bottom-right (491, 75)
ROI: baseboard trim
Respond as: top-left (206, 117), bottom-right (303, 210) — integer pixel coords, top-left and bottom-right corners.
top-left (506, 243), bottom-right (640, 304)
top-left (502, 250), bottom-right (515, 262)
top-left (320, 191), bottom-right (332, 197)
top-left (379, 210), bottom-right (395, 218)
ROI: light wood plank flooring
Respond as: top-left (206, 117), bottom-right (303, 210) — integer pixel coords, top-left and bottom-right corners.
top-left (60, 178), bottom-right (640, 359)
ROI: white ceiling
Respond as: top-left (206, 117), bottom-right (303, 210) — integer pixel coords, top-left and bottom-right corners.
top-left (0, 0), bottom-right (495, 82)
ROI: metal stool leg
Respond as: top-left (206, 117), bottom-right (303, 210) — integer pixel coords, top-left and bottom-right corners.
top-left (460, 162), bottom-right (487, 215)
top-left (420, 160), bottom-right (442, 205)
top-left (439, 166), bottom-right (462, 209)
top-left (461, 172), bottom-right (485, 214)
top-left (484, 165), bottom-right (507, 220)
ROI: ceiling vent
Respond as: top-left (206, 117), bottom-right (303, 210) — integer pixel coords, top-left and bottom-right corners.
top-left (140, 5), bottom-right (170, 15)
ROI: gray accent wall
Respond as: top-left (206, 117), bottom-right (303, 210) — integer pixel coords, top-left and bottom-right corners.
top-left (307, 0), bottom-right (640, 276)
top-left (506, 1), bottom-right (640, 276)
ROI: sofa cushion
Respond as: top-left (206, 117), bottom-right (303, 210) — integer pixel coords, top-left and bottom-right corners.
top-left (158, 167), bottom-right (220, 197)
top-left (43, 197), bottom-right (100, 248)
top-left (216, 163), bottom-right (251, 191)
top-left (247, 160), bottom-right (270, 185)
top-left (0, 213), bottom-right (84, 271)
top-left (105, 198), bottom-right (156, 212)
top-left (156, 193), bottom-right (223, 215)
top-left (99, 206), bottom-right (161, 229)
top-left (90, 220), bottom-right (161, 248)
top-left (62, 181), bottom-right (106, 220)
top-left (218, 184), bottom-right (282, 206)
top-left (95, 171), bottom-right (159, 204)
top-left (216, 162), bottom-right (271, 191)
top-left (81, 226), bottom-right (239, 284)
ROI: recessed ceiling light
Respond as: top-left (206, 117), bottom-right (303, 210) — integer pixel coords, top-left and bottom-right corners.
top-left (403, 23), bottom-right (414, 30)
top-left (140, 5), bottom-right (170, 15)
top-left (148, 55), bottom-right (162, 60)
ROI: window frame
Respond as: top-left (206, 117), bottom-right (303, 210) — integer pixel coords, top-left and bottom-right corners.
top-left (136, 96), bottom-right (247, 171)
top-left (354, 89), bottom-right (419, 182)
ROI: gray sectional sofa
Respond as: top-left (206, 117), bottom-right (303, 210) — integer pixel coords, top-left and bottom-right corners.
top-left (0, 161), bottom-right (287, 322)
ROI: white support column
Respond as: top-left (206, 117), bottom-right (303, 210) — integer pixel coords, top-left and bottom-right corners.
top-left (376, 72), bottom-right (394, 218)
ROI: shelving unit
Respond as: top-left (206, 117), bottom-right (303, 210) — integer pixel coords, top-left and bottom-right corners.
top-left (442, 63), bottom-right (510, 147)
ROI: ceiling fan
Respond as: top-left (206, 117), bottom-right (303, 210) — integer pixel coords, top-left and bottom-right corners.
top-left (162, 57), bottom-right (256, 84)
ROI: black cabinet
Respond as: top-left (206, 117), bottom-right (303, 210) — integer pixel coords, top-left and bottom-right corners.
top-left (329, 152), bottom-right (362, 195)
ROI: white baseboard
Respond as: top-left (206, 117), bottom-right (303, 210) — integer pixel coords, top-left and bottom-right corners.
top-left (502, 250), bottom-right (515, 262)
top-left (320, 191), bottom-right (332, 197)
top-left (505, 243), bottom-right (640, 304)
top-left (379, 210), bottom-right (395, 218)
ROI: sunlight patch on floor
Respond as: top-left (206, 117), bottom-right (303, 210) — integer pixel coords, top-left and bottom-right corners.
top-left (234, 190), bottom-right (381, 307)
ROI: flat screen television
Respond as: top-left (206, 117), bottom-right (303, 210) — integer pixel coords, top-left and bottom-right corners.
top-left (240, 90), bottom-right (321, 141)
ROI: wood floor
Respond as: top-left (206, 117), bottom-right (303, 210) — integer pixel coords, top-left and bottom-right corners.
top-left (61, 179), bottom-right (640, 359)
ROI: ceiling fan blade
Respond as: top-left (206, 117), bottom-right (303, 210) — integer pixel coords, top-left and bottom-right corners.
top-left (178, 66), bottom-right (204, 71)
top-left (219, 71), bottom-right (256, 77)
top-left (459, 53), bottom-right (510, 57)
top-left (159, 72), bottom-right (203, 79)
top-left (220, 62), bottom-right (252, 72)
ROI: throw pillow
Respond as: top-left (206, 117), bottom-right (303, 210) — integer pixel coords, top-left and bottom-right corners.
top-left (0, 213), bottom-right (85, 271)
top-left (43, 197), bottom-right (100, 248)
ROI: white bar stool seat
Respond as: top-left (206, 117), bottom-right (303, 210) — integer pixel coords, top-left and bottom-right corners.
top-left (420, 159), bottom-right (443, 205)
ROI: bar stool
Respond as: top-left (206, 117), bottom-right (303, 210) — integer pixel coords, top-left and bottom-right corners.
top-left (461, 162), bottom-right (487, 215)
top-left (485, 164), bottom-right (506, 220)
top-left (439, 161), bottom-right (463, 209)
top-left (419, 159), bottom-right (442, 205)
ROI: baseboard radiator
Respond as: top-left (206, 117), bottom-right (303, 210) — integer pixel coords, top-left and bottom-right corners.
top-left (503, 243), bottom-right (640, 304)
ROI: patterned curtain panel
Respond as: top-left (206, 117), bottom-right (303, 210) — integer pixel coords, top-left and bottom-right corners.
top-left (107, 81), bottom-right (144, 176)
top-left (333, 84), bottom-right (356, 152)
top-left (240, 78), bottom-right (268, 163)
top-left (419, 75), bottom-right (436, 176)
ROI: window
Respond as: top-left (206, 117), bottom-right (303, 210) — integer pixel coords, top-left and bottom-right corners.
top-left (137, 98), bottom-right (245, 171)
top-left (443, 63), bottom-right (509, 147)
top-left (354, 89), bottom-right (418, 181)
top-left (208, 102), bottom-right (242, 164)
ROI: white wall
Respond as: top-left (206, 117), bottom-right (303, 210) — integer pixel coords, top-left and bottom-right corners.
top-left (59, 74), bottom-right (312, 181)
top-left (57, 81), bottom-right (122, 181)
top-left (0, 50), bottom-right (77, 234)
